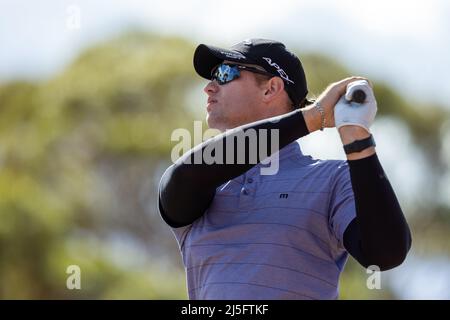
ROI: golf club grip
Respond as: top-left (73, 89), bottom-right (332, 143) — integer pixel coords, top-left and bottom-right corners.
top-left (351, 89), bottom-right (366, 104)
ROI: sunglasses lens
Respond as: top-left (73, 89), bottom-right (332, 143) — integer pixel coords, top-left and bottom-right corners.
top-left (212, 64), bottom-right (240, 85)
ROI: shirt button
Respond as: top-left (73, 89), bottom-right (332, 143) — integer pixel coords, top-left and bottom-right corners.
top-left (241, 188), bottom-right (249, 195)
top-left (247, 178), bottom-right (253, 183)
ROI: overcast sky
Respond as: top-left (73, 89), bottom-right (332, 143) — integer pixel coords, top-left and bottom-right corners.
top-left (0, 0), bottom-right (449, 107)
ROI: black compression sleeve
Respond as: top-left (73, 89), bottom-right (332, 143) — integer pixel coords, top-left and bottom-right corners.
top-left (159, 109), bottom-right (412, 270)
top-left (343, 154), bottom-right (412, 270)
top-left (158, 108), bottom-right (310, 227)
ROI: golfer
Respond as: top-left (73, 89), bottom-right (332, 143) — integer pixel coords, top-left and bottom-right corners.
top-left (158, 39), bottom-right (411, 299)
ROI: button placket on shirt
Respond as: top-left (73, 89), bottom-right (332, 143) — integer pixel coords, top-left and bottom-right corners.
top-left (238, 171), bottom-right (257, 209)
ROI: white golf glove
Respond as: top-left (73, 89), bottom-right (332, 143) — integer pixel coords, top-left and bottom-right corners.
top-left (334, 80), bottom-right (377, 132)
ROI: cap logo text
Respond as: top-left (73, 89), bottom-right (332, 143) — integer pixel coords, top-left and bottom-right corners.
top-left (221, 51), bottom-right (246, 60)
top-left (262, 57), bottom-right (295, 84)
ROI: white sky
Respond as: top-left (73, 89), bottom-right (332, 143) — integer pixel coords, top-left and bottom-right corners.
top-left (0, 0), bottom-right (449, 106)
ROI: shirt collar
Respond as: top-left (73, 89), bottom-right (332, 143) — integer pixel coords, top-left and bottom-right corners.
top-left (254, 139), bottom-right (304, 169)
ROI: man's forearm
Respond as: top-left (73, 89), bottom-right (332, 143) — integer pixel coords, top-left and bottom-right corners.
top-left (344, 153), bottom-right (412, 270)
top-left (338, 125), bottom-right (411, 270)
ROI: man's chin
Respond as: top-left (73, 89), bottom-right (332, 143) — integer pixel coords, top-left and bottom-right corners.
top-left (206, 115), bottom-right (226, 132)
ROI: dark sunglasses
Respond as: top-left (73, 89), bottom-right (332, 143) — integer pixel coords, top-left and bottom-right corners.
top-left (211, 63), bottom-right (274, 85)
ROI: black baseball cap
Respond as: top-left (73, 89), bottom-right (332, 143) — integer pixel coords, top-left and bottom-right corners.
top-left (193, 38), bottom-right (308, 107)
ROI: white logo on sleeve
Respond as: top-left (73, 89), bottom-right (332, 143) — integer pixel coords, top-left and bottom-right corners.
top-left (262, 57), bottom-right (295, 84)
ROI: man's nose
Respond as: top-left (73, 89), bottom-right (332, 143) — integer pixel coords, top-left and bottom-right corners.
top-left (204, 80), bottom-right (219, 95)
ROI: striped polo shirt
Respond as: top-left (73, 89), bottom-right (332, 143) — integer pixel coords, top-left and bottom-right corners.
top-left (168, 140), bottom-right (356, 300)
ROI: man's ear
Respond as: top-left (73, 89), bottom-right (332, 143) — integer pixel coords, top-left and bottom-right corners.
top-left (263, 77), bottom-right (285, 101)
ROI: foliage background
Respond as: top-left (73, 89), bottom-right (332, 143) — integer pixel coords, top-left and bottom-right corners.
top-left (1, 1), bottom-right (449, 299)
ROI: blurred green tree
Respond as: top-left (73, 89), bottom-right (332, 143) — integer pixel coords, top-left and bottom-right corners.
top-left (0, 31), bottom-right (448, 299)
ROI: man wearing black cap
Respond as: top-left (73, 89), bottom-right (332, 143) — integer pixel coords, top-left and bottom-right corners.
top-left (158, 39), bottom-right (411, 299)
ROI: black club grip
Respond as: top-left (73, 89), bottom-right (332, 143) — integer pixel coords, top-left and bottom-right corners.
top-left (350, 89), bottom-right (366, 104)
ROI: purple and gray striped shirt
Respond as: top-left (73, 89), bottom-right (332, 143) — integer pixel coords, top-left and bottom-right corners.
top-left (169, 140), bottom-right (356, 299)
